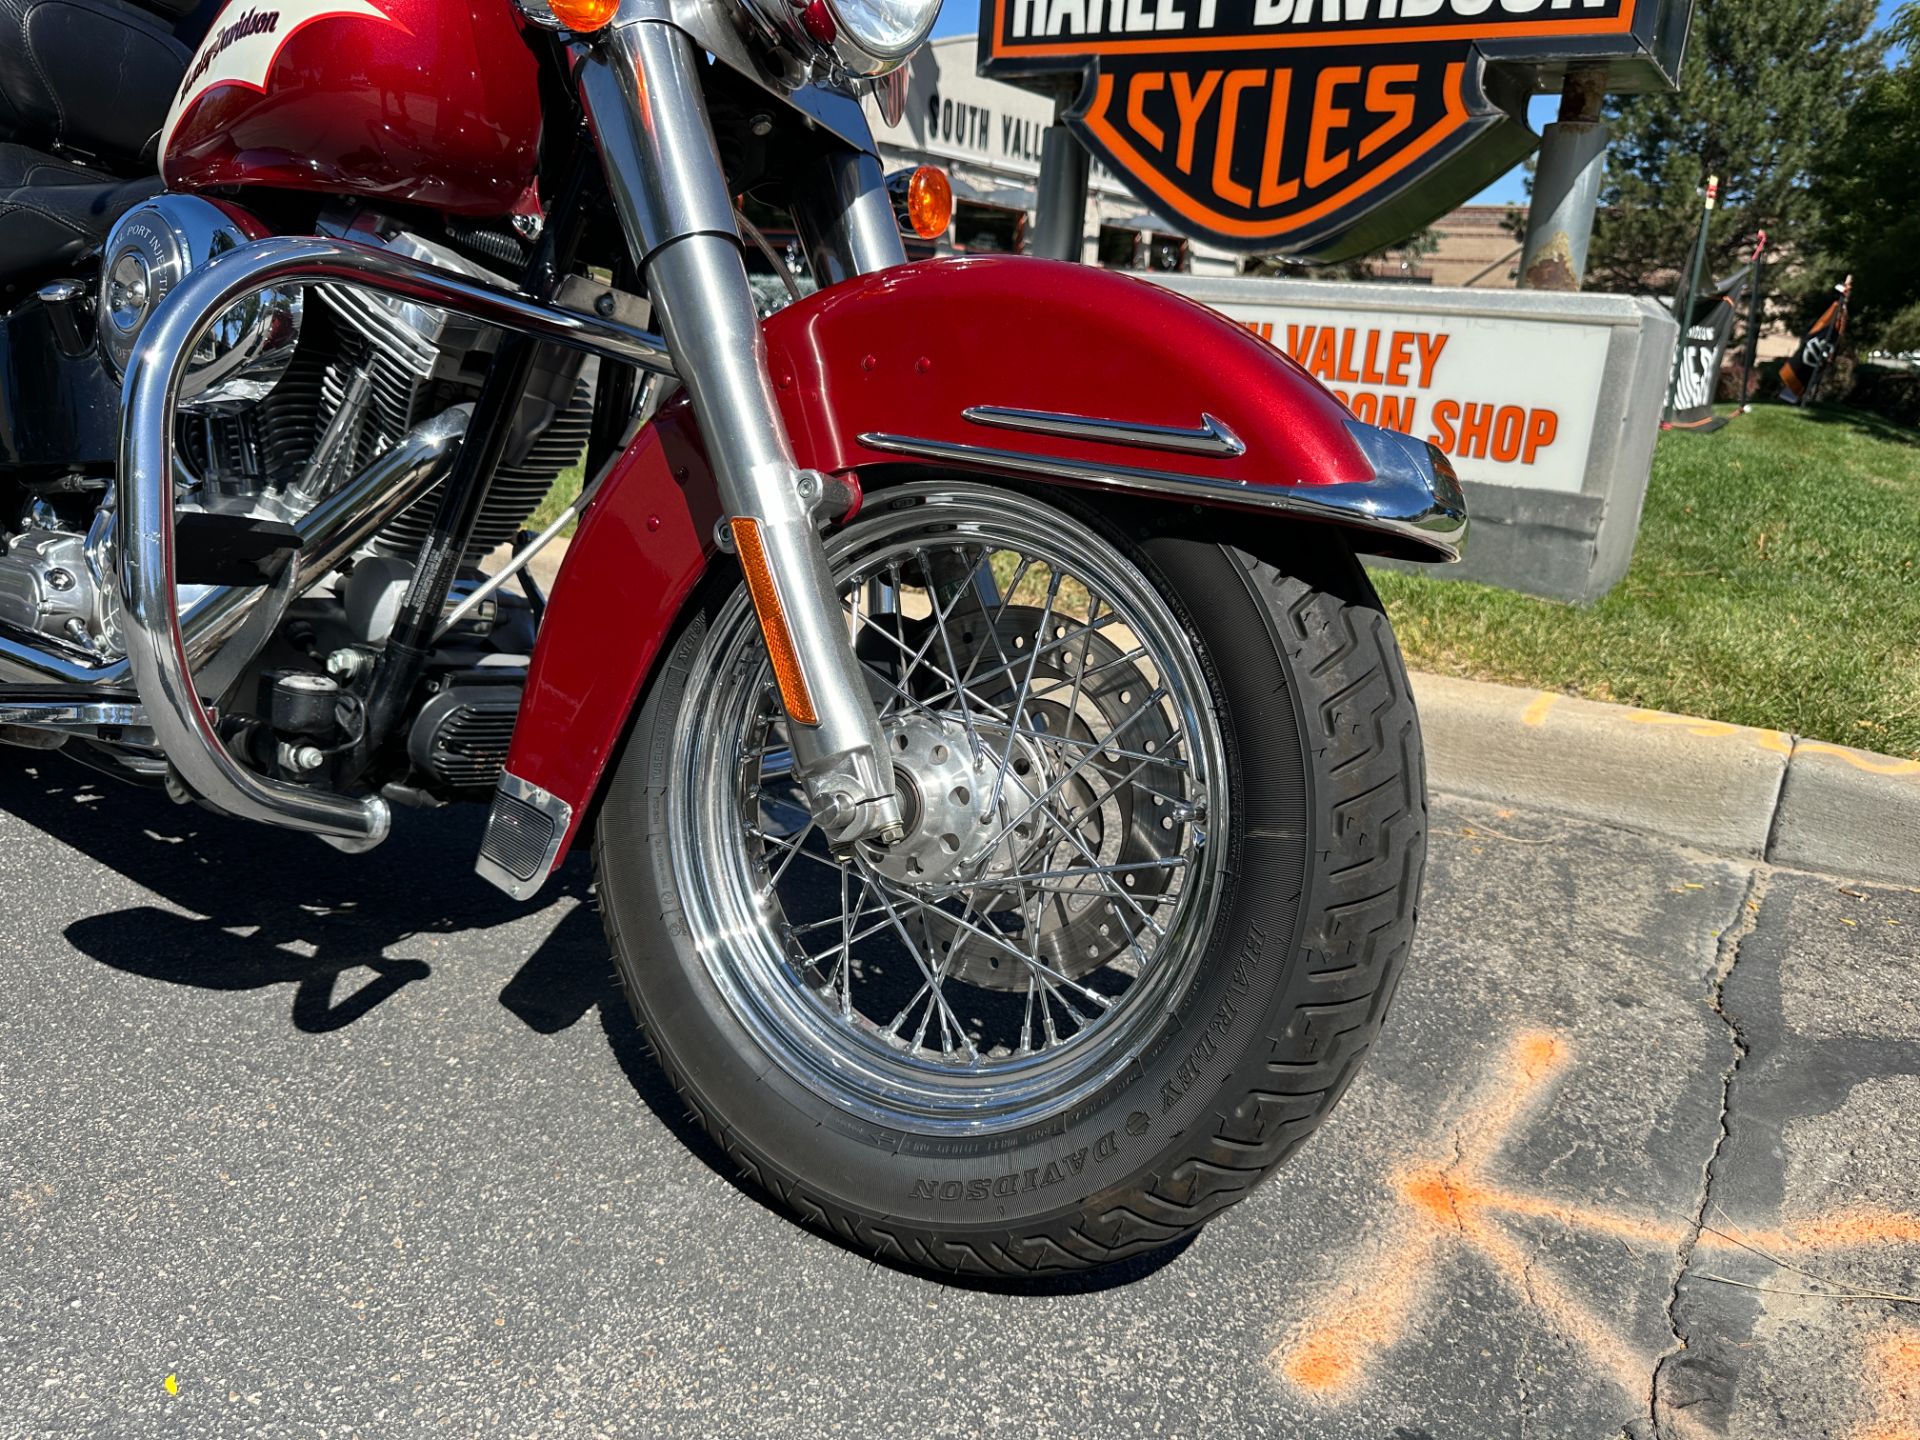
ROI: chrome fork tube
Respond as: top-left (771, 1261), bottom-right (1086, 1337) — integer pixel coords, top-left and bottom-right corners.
top-left (578, 17), bottom-right (902, 844)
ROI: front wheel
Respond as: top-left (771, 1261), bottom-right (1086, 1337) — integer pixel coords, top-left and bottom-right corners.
top-left (594, 480), bottom-right (1426, 1276)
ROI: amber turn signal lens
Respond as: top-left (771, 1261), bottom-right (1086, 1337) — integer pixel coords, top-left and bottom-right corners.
top-left (906, 165), bottom-right (952, 240)
top-left (544, 0), bottom-right (619, 31)
top-left (728, 518), bottom-right (819, 727)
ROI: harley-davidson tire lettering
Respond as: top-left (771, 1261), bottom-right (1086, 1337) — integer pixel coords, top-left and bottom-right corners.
top-left (1161, 921), bottom-right (1267, 1110)
top-left (910, 1132), bottom-right (1131, 1200)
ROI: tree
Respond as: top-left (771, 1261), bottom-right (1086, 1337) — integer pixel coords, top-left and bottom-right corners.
top-left (1811, 3), bottom-right (1920, 349)
top-left (1584, 0), bottom-right (1885, 298)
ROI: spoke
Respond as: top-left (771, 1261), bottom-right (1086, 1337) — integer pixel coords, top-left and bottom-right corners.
top-left (986, 569), bottom-right (1061, 821)
top-left (1020, 793), bottom-right (1170, 942)
top-left (797, 909), bottom-right (893, 958)
top-left (886, 978), bottom-right (932, 1041)
top-left (879, 873), bottom-right (1117, 1014)
top-left (920, 618), bottom-right (1133, 715)
top-left (838, 870), bottom-right (860, 1018)
top-left (860, 861), bottom-right (979, 1063)
top-left (1058, 595), bottom-right (1104, 743)
top-left (753, 826), bottom-right (860, 884)
top-left (984, 720), bottom-right (1188, 773)
top-left (946, 553), bottom-right (1035, 702)
top-left (1048, 734), bottom-right (1191, 839)
top-left (997, 782), bottom-right (1165, 973)
top-left (767, 818), bottom-right (817, 886)
top-left (986, 685), bottom-right (1171, 853)
top-left (848, 607), bottom-right (957, 722)
top-left (918, 544), bottom-right (989, 764)
top-left (988, 878), bottom-right (1182, 904)
top-left (922, 855), bottom-right (1188, 896)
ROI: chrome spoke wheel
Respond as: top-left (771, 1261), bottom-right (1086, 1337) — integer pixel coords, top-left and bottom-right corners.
top-left (669, 483), bottom-right (1229, 1134)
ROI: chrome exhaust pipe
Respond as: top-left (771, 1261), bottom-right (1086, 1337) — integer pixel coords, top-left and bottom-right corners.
top-left (0, 406), bottom-right (471, 688)
top-left (112, 234), bottom-right (676, 850)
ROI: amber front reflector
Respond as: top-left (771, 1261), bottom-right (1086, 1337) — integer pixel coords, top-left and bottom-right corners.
top-left (906, 166), bottom-right (953, 240)
top-left (729, 518), bottom-right (818, 727)
top-left (545, 0), bottom-right (619, 30)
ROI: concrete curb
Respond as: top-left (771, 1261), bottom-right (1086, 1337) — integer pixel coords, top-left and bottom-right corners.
top-left (1412, 673), bottom-right (1920, 886)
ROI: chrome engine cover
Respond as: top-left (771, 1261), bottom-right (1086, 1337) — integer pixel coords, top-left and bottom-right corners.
top-left (97, 195), bottom-right (303, 412)
top-left (0, 510), bottom-right (107, 655)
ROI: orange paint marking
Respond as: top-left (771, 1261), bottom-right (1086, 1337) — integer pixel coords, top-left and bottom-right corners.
top-left (1855, 1333), bottom-right (1920, 1440)
top-left (1701, 1206), bottom-right (1920, 1255)
top-left (1797, 741), bottom-right (1920, 777)
top-left (1272, 1031), bottom-right (1570, 1396)
top-left (1270, 1027), bottom-right (1920, 1439)
top-left (1277, 1223), bottom-right (1445, 1394)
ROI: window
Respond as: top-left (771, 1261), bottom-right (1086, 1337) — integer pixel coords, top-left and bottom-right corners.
top-left (952, 201), bottom-right (1027, 254)
top-left (1145, 232), bottom-right (1189, 273)
top-left (1097, 225), bottom-right (1141, 269)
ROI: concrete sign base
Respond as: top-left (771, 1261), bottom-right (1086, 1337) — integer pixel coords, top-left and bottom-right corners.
top-left (1151, 275), bottom-right (1678, 603)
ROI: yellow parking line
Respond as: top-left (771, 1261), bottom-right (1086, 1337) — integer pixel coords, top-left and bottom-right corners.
top-left (1521, 693), bottom-right (1560, 727)
top-left (1795, 742), bottom-right (1920, 777)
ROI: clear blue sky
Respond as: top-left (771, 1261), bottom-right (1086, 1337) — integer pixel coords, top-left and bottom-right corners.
top-left (928, 0), bottom-right (1910, 206)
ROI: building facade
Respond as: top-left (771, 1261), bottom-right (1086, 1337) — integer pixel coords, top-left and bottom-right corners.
top-left (864, 36), bottom-right (1240, 277)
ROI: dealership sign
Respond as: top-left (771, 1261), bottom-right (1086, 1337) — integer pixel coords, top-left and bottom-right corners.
top-left (1228, 300), bottom-right (1609, 490)
top-left (1151, 275), bottom-right (1677, 601)
top-left (979, 0), bottom-right (1692, 257)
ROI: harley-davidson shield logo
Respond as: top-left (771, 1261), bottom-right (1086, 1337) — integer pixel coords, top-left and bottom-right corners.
top-left (979, 0), bottom-right (1691, 258)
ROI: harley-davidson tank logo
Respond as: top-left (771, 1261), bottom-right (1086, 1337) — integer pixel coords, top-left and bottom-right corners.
top-left (980, 0), bottom-right (1688, 258)
top-left (162, 0), bottom-right (402, 155)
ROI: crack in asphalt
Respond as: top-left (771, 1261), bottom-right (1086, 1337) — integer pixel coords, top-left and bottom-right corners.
top-left (1645, 865), bottom-right (1770, 1439)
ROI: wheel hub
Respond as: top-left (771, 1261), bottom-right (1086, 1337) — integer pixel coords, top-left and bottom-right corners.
top-left (863, 714), bottom-right (1043, 888)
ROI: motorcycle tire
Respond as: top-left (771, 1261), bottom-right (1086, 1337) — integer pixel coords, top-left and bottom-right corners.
top-left (594, 480), bottom-right (1425, 1276)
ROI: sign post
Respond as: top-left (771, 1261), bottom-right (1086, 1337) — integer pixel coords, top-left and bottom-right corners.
top-left (1030, 112), bottom-right (1092, 260)
top-left (1517, 67), bottom-right (1610, 290)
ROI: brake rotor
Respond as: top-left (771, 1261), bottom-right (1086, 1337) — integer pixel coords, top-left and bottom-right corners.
top-left (866, 601), bottom-right (1190, 991)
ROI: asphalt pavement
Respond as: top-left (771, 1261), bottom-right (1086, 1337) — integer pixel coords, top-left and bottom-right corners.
top-left (2, 754), bottom-right (1916, 1439)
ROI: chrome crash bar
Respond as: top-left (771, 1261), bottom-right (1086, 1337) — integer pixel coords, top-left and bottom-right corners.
top-left (0, 406), bottom-right (471, 689)
top-left (116, 235), bottom-right (677, 851)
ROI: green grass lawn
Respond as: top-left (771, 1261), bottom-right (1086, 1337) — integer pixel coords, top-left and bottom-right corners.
top-left (1372, 404), bottom-right (1920, 759)
top-left (527, 459), bottom-right (586, 537)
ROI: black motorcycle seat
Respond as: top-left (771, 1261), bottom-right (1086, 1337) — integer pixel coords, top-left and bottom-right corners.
top-left (0, 0), bottom-right (191, 172)
top-left (0, 142), bottom-right (161, 283)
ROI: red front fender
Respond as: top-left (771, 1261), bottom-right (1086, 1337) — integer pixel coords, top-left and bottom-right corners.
top-left (476, 257), bottom-right (1463, 897)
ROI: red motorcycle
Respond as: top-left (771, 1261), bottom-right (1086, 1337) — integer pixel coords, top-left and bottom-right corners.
top-left (0, 0), bottom-right (1464, 1274)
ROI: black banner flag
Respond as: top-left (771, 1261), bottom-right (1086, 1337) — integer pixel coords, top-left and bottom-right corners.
top-left (1666, 264), bottom-right (1753, 433)
top-left (1778, 277), bottom-right (1851, 406)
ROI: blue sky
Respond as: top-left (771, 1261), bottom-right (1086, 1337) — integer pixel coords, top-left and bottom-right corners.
top-left (929, 0), bottom-right (1910, 206)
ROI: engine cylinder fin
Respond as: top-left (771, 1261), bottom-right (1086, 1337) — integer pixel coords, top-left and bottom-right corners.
top-left (376, 377), bottom-right (594, 560)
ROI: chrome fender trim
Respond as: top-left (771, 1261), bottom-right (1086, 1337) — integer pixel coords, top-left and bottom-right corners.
top-left (856, 418), bottom-right (1469, 562)
top-left (962, 406), bottom-right (1247, 457)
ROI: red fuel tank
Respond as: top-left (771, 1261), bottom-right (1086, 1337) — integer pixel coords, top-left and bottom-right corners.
top-left (161, 0), bottom-right (543, 217)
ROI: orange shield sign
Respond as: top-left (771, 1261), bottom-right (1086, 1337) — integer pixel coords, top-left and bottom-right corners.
top-left (979, 0), bottom-right (1691, 259)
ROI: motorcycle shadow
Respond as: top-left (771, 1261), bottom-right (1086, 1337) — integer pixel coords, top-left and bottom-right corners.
top-left (14, 754), bottom-right (1190, 1294)
top-left (14, 753), bottom-right (601, 1035)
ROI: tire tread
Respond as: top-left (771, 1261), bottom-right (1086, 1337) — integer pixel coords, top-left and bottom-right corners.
top-left (595, 536), bottom-right (1426, 1277)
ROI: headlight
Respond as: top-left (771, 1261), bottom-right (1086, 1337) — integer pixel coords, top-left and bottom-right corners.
top-left (819, 0), bottom-right (938, 68)
top-left (742, 0), bottom-right (939, 77)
